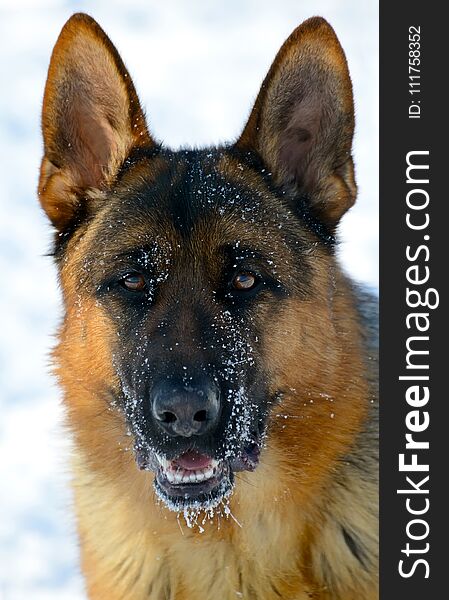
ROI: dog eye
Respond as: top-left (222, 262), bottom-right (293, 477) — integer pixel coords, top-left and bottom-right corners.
top-left (120, 272), bottom-right (147, 292)
top-left (232, 271), bottom-right (259, 291)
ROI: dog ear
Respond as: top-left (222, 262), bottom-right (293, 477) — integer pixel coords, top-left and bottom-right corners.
top-left (235, 17), bottom-right (356, 228)
top-left (38, 13), bottom-right (154, 231)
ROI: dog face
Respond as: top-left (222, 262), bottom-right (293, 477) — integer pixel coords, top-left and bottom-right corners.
top-left (39, 14), bottom-right (356, 512)
top-left (62, 147), bottom-right (328, 510)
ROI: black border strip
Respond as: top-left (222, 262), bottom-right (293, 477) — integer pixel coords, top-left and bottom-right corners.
top-left (380, 2), bottom-right (446, 596)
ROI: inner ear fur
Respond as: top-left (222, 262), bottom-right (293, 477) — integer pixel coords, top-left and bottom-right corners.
top-left (236, 17), bottom-right (356, 228)
top-left (38, 13), bottom-right (154, 231)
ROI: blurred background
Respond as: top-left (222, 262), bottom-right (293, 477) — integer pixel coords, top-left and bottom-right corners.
top-left (0, 1), bottom-right (378, 598)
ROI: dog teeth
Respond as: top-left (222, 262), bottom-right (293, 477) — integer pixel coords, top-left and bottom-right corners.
top-left (166, 470), bottom-right (176, 484)
top-left (202, 468), bottom-right (214, 480)
top-left (173, 471), bottom-right (184, 484)
top-left (156, 455), bottom-right (171, 469)
top-left (156, 455), bottom-right (221, 486)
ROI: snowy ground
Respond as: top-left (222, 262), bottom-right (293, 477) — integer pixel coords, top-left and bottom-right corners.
top-left (0, 1), bottom-right (378, 598)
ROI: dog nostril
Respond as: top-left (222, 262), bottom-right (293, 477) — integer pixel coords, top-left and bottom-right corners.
top-left (193, 410), bottom-right (208, 423)
top-left (159, 411), bottom-right (177, 424)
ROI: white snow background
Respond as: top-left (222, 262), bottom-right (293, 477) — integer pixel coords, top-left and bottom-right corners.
top-left (0, 1), bottom-right (378, 598)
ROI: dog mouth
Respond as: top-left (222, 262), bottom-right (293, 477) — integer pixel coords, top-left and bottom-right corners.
top-left (153, 450), bottom-right (233, 511)
top-left (148, 445), bottom-right (260, 512)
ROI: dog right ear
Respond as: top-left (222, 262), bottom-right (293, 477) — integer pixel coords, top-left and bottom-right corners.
top-left (38, 13), bottom-right (154, 232)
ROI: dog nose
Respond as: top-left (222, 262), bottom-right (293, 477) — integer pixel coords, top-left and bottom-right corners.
top-left (151, 380), bottom-right (220, 437)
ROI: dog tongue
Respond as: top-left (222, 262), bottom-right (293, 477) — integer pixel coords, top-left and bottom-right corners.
top-left (173, 450), bottom-right (212, 471)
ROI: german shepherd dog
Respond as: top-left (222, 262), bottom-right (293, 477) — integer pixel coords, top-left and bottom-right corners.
top-left (38, 13), bottom-right (378, 600)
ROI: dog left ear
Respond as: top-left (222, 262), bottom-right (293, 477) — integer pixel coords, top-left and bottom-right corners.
top-left (38, 13), bottom-right (154, 232)
top-left (235, 17), bottom-right (356, 228)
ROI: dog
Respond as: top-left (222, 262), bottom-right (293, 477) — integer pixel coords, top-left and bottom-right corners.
top-left (38, 13), bottom-right (378, 599)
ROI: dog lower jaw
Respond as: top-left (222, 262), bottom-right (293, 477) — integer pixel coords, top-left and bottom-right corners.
top-left (153, 462), bottom-right (234, 513)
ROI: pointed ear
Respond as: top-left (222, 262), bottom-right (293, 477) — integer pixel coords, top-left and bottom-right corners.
top-left (38, 13), bottom-right (155, 231)
top-left (235, 17), bottom-right (356, 228)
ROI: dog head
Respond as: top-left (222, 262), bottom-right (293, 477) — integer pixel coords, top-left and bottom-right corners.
top-left (39, 14), bottom-right (358, 513)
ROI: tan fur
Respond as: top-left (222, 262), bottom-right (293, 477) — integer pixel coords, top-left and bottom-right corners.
top-left (40, 13), bottom-right (378, 600)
